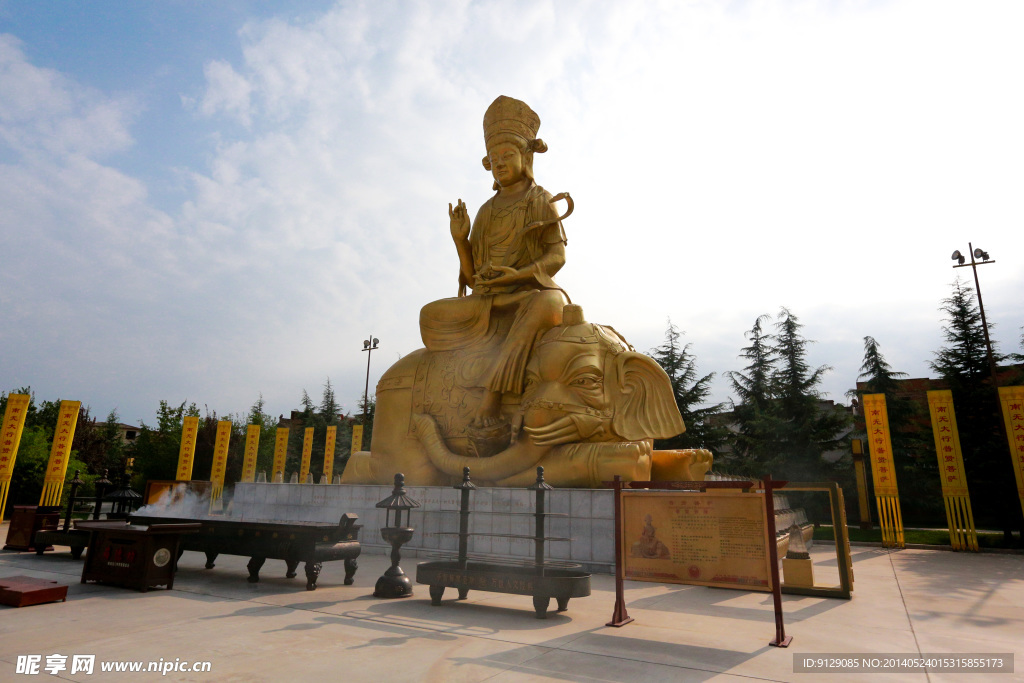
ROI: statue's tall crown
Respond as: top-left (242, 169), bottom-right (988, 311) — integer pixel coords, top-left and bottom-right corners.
top-left (483, 96), bottom-right (540, 150)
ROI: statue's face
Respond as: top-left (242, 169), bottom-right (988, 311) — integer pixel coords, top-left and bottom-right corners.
top-left (487, 142), bottom-right (525, 187)
top-left (523, 341), bottom-right (607, 427)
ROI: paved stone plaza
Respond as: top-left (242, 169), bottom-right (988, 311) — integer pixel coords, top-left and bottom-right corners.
top-left (1, 523), bottom-right (1022, 682)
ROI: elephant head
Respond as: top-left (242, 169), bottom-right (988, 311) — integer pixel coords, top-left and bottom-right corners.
top-left (415, 304), bottom-right (685, 484)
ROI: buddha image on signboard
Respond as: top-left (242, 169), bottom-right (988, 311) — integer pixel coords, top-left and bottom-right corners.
top-left (630, 514), bottom-right (671, 560)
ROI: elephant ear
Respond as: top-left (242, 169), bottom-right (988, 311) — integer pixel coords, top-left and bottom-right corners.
top-left (611, 352), bottom-right (686, 441)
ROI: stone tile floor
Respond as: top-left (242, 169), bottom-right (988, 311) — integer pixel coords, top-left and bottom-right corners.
top-left (1, 522), bottom-right (1022, 682)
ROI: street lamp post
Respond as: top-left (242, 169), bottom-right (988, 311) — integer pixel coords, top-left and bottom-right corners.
top-left (362, 335), bottom-right (379, 429)
top-left (951, 243), bottom-right (997, 381)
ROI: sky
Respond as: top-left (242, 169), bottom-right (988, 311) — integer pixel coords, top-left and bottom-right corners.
top-left (1, 0), bottom-right (1022, 428)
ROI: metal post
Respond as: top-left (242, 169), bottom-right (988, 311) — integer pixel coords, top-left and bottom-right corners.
top-left (361, 335), bottom-right (379, 430)
top-left (63, 471), bottom-right (83, 531)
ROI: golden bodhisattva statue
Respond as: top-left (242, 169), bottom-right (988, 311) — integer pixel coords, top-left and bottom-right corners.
top-left (341, 96), bottom-right (712, 487)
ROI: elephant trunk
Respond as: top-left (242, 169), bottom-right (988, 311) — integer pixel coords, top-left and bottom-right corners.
top-left (413, 414), bottom-right (550, 481)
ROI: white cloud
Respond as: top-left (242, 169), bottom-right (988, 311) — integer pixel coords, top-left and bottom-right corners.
top-left (3, 1), bottom-right (1023, 425)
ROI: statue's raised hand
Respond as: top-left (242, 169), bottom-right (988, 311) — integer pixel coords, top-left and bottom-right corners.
top-left (449, 199), bottom-right (470, 241)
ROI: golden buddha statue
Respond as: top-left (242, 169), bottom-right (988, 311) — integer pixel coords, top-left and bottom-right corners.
top-left (340, 96), bottom-right (711, 487)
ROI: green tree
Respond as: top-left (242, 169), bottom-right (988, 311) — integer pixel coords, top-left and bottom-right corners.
top-left (648, 319), bottom-right (727, 451)
top-left (929, 279), bottom-right (1019, 540)
top-left (132, 400), bottom-right (199, 485)
top-left (856, 336), bottom-right (939, 524)
top-left (726, 315), bottom-right (784, 476)
top-left (771, 308), bottom-right (850, 482)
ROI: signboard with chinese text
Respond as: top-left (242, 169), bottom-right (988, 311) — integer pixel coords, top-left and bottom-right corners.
top-left (175, 416), bottom-right (200, 481)
top-left (39, 401), bottom-right (81, 506)
top-left (620, 490), bottom-right (772, 591)
top-left (322, 426), bottom-right (337, 482)
top-left (241, 425), bottom-right (260, 483)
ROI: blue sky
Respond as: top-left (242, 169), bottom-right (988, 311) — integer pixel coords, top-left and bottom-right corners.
top-left (2, 0), bottom-right (1023, 428)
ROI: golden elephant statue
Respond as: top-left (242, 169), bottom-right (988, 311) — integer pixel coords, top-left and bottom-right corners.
top-left (342, 305), bottom-right (707, 487)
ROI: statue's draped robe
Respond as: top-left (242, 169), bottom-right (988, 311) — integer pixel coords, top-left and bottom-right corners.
top-left (420, 182), bottom-right (567, 395)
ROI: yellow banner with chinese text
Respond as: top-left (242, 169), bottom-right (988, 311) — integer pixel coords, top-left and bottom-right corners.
top-left (997, 386), bottom-right (1024, 519)
top-left (39, 400), bottom-right (81, 506)
top-left (242, 425), bottom-right (260, 483)
top-left (926, 390), bottom-right (978, 551)
top-left (861, 393), bottom-right (904, 548)
top-left (1, 394), bottom-right (31, 514)
top-left (351, 424), bottom-right (363, 454)
top-left (322, 426), bottom-right (337, 482)
top-left (209, 420), bottom-right (231, 506)
top-left (300, 427), bottom-right (313, 482)
top-left (273, 427), bottom-right (289, 481)
top-left (175, 416), bottom-right (200, 481)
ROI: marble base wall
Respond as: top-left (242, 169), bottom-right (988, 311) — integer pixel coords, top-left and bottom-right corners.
top-left (229, 482), bottom-right (617, 573)
top-left (227, 482), bottom-right (803, 575)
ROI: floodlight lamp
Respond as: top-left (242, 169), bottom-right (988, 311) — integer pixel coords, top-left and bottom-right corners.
top-left (973, 247), bottom-right (990, 261)
top-left (372, 338), bottom-right (379, 347)
top-left (951, 250), bottom-right (965, 265)
top-left (363, 340), bottom-right (370, 348)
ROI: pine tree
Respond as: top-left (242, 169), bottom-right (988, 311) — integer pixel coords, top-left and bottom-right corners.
top-left (771, 308), bottom-right (849, 482)
top-left (930, 279), bottom-right (1002, 386)
top-left (648, 319), bottom-right (727, 451)
top-left (857, 336), bottom-right (939, 524)
top-left (929, 279), bottom-right (1019, 539)
top-left (726, 315), bottom-right (784, 476)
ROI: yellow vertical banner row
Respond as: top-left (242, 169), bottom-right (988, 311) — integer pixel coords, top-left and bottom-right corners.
top-left (351, 424), bottom-right (363, 454)
top-left (176, 416), bottom-right (200, 481)
top-left (926, 390), bottom-right (978, 551)
top-left (209, 420), bottom-right (231, 508)
top-left (997, 386), bottom-right (1024, 521)
top-left (300, 427), bottom-right (314, 482)
top-left (272, 427), bottom-right (289, 481)
top-left (322, 426), bottom-right (337, 483)
top-left (861, 393), bottom-right (905, 548)
top-left (1, 394), bottom-right (31, 517)
top-left (241, 425), bottom-right (260, 483)
top-left (39, 401), bottom-right (81, 506)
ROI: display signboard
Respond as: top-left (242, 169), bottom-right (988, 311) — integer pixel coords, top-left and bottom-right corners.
top-left (620, 489), bottom-right (772, 591)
